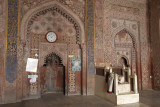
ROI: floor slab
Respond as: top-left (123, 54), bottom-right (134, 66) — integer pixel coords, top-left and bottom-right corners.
top-left (0, 90), bottom-right (160, 107)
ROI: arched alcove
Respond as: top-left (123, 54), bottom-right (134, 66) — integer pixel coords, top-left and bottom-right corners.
top-left (19, 1), bottom-right (86, 98)
top-left (113, 30), bottom-right (137, 74)
top-left (113, 29), bottom-right (136, 48)
top-left (118, 56), bottom-right (129, 67)
top-left (112, 28), bottom-right (137, 48)
top-left (111, 25), bottom-right (142, 90)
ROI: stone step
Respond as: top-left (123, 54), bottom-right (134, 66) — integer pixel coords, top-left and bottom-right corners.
top-left (118, 83), bottom-right (131, 94)
top-left (118, 91), bottom-right (135, 95)
top-left (117, 93), bottom-right (139, 105)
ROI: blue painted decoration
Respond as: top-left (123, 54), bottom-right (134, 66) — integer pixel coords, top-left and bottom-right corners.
top-left (6, 0), bottom-right (19, 83)
top-left (86, 0), bottom-right (95, 94)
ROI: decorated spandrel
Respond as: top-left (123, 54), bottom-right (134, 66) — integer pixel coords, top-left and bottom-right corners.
top-left (72, 59), bottom-right (81, 71)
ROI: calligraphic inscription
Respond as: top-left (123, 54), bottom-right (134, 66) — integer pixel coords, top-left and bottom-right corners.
top-left (86, 0), bottom-right (95, 94)
top-left (6, 0), bottom-right (19, 83)
top-left (72, 59), bottom-right (81, 71)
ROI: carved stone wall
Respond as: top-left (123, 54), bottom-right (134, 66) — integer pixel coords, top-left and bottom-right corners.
top-left (149, 0), bottom-right (160, 90)
top-left (95, 0), bottom-right (152, 90)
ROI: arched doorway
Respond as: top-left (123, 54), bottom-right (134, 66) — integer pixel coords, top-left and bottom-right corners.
top-left (40, 53), bottom-right (65, 94)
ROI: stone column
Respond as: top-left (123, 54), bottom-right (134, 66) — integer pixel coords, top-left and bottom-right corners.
top-left (114, 74), bottom-right (118, 95)
top-left (134, 74), bottom-right (138, 94)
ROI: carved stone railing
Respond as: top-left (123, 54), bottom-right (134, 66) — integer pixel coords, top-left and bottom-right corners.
top-left (105, 66), bottom-right (138, 95)
top-left (95, 63), bottom-right (139, 105)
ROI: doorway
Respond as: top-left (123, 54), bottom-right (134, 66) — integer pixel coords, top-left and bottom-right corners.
top-left (40, 53), bottom-right (65, 94)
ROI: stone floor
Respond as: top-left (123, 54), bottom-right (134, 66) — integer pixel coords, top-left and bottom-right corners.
top-left (0, 90), bottom-right (160, 107)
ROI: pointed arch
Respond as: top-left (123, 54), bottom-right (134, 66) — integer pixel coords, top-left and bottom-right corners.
top-left (112, 26), bottom-right (139, 74)
top-left (112, 27), bottom-right (137, 48)
top-left (20, 1), bottom-right (85, 44)
top-left (44, 52), bottom-right (63, 66)
top-left (117, 55), bottom-right (130, 67)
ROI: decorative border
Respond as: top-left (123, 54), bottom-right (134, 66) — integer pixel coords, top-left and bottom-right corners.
top-left (5, 0), bottom-right (19, 83)
top-left (86, 0), bottom-right (95, 95)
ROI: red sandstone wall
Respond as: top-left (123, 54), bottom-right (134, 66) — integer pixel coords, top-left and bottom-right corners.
top-left (0, 0), bottom-right (154, 104)
top-left (149, 0), bottom-right (160, 90)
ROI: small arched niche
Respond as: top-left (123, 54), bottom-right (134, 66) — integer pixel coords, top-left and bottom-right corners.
top-left (118, 56), bottom-right (129, 67)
